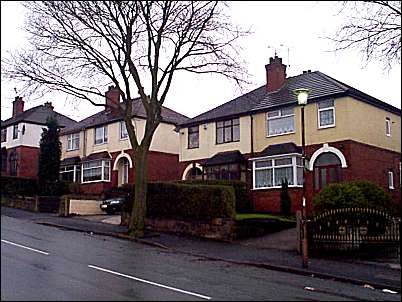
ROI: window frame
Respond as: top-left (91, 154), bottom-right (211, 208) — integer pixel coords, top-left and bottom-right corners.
top-left (388, 170), bottom-right (394, 190)
top-left (120, 121), bottom-right (128, 140)
top-left (252, 153), bottom-right (303, 190)
top-left (266, 107), bottom-right (295, 137)
top-left (60, 164), bottom-right (81, 183)
top-left (317, 99), bottom-right (336, 129)
top-left (216, 118), bottom-right (240, 144)
top-left (188, 125), bottom-right (199, 149)
top-left (81, 159), bottom-right (111, 183)
top-left (94, 125), bottom-right (108, 145)
top-left (1, 128), bottom-right (6, 143)
top-left (67, 133), bottom-right (80, 151)
top-left (385, 117), bottom-right (391, 137)
top-left (13, 124), bottom-right (18, 140)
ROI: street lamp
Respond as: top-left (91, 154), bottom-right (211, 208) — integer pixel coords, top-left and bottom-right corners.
top-left (294, 88), bottom-right (310, 268)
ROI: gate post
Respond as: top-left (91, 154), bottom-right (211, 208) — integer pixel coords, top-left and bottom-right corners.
top-left (296, 210), bottom-right (302, 254)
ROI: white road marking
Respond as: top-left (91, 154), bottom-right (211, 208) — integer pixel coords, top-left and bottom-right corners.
top-left (88, 264), bottom-right (211, 300)
top-left (1, 239), bottom-right (49, 255)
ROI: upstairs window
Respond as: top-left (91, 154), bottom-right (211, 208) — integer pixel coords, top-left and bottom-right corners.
top-left (1, 129), bottom-right (6, 143)
top-left (67, 133), bottom-right (80, 151)
top-left (216, 118), bottom-right (240, 144)
top-left (385, 118), bottom-right (391, 137)
top-left (13, 124), bottom-right (18, 140)
top-left (188, 126), bottom-right (199, 149)
top-left (94, 126), bottom-right (108, 145)
top-left (318, 100), bottom-right (335, 128)
top-left (267, 107), bottom-right (295, 136)
top-left (120, 121), bottom-right (128, 139)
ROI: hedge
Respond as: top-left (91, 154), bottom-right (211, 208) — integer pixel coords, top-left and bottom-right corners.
top-left (1, 176), bottom-right (38, 196)
top-left (313, 181), bottom-right (393, 214)
top-left (122, 182), bottom-right (236, 221)
top-left (176, 179), bottom-right (252, 213)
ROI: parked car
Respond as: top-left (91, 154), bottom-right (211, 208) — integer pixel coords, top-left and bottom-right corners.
top-left (100, 197), bottom-right (125, 215)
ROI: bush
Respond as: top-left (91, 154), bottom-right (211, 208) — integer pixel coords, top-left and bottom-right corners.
top-left (123, 182), bottom-right (236, 221)
top-left (0, 176), bottom-right (38, 197)
top-left (177, 179), bottom-right (251, 213)
top-left (280, 179), bottom-right (291, 216)
top-left (313, 181), bottom-right (393, 214)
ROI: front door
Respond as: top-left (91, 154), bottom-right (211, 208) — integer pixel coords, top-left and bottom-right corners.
top-left (314, 152), bottom-right (342, 192)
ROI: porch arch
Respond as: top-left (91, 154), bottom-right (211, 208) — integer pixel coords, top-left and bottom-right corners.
top-left (113, 151), bottom-right (133, 171)
top-left (308, 143), bottom-right (347, 171)
top-left (182, 162), bottom-right (203, 180)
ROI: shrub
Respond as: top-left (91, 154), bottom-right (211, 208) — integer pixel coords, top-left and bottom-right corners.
top-left (313, 181), bottom-right (393, 214)
top-left (280, 179), bottom-right (291, 216)
top-left (123, 182), bottom-right (236, 221)
top-left (0, 176), bottom-right (38, 197)
top-left (177, 179), bottom-right (251, 213)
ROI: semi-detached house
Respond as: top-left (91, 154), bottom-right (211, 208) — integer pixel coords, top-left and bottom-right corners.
top-left (177, 56), bottom-right (401, 213)
top-left (59, 86), bottom-right (189, 195)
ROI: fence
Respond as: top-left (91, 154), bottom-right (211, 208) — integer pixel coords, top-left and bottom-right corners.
top-left (307, 208), bottom-right (400, 258)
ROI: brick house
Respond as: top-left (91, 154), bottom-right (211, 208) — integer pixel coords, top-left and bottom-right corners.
top-left (59, 86), bottom-right (189, 195)
top-left (177, 56), bottom-right (401, 214)
top-left (1, 97), bottom-right (78, 178)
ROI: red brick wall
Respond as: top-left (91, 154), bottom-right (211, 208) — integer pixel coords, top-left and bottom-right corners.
top-left (3, 146), bottom-right (40, 178)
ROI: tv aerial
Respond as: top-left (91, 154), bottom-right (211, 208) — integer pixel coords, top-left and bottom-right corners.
top-left (267, 43), bottom-right (292, 69)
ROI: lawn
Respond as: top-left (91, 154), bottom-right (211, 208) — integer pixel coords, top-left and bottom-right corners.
top-left (235, 213), bottom-right (296, 223)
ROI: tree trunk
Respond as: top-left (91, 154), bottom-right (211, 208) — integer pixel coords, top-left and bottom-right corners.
top-left (128, 146), bottom-right (149, 237)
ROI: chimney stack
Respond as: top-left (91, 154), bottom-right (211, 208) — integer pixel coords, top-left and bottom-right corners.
top-left (12, 96), bottom-right (25, 117)
top-left (44, 102), bottom-right (54, 110)
top-left (265, 55), bottom-right (287, 92)
top-left (105, 86), bottom-right (121, 110)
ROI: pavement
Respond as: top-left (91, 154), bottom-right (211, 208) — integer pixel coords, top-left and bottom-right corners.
top-left (2, 206), bottom-right (401, 293)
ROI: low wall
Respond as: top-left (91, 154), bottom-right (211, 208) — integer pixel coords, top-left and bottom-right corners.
top-left (1, 195), bottom-right (38, 212)
top-left (121, 212), bottom-right (235, 241)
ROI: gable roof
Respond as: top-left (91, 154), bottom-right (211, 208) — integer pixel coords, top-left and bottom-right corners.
top-left (61, 98), bottom-right (189, 135)
top-left (179, 71), bottom-right (401, 128)
top-left (1, 104), bottom-right (78, 129)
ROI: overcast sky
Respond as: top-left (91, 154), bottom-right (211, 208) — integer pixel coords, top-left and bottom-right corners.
top-left (1, 1), bottom-right (401, 122)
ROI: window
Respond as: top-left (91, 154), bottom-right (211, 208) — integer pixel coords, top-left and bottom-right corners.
top-left (1, 129), bottom-right (6, 143)
top-left (82, 159), bottom-right (110, 183)
top-left (388, 171), bottom-right (394, 189)
top-left (205, 163), bottom-right (243, 181)
top-left (94, 126), bottom-right (108, 145)
top-left (1, 148), bottom-right (7, 171)
top-left (60, 165), bottom-right (81, 182)
top-left (267, 107), bottom-right (295, 136)
top-left (120, 121), bottom-right (128, 139)
top-left (318, 100), bottom-right (335, 128)
top-left (253, 155), bottom-right (303, 189)
top-left (67, 133), bottom-right (80, 151)
top-left (216, 118), bottom-right (240, 144)
top-left (9, 152), bottom-right (18, 176)
top-left (188, 126), bottom-right (199, 149)
top-left (13, 124), bottom-right (18, 140)
top-left (385, 118), bottom-right (391, 136)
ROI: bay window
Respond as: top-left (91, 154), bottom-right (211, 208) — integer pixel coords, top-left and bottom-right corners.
top-left (82, 159), bottom-right (110, 183)
top-left (60, 165), bottom-right (81, 182)
top-left (318, 99), bottom-right (335, 128)
top-left (253, 155), bottom-right (303, 189)
top-left (267, 107), bottom-right (295, 136)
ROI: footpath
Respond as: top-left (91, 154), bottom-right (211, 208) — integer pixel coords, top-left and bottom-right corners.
top-left (2, 206), bottom-right (400, 293)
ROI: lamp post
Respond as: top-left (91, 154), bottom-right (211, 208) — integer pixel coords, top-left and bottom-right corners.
top-left (294, 88), bottom-right (309, 268)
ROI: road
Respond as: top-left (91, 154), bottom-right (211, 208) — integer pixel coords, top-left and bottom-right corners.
top-left (1, 213), bottom-right (400, 301)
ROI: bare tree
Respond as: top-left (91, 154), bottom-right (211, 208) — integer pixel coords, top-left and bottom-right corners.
top-left (328, 1), bottom-right (401, 70)
top-left (2, 1), bottom-right (249, 237)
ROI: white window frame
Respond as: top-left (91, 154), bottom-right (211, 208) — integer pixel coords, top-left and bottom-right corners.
top-left (13, 124), bottom-right (18, 140)
top-left (252, 153), bottom-right (303, 190)
top-left (266, 107), bottom-right (295, 137)
top-left (60, 165), bottom-right (80, 182)
top-left (67, 133), bottom-right (80, 151)
top-left (385, 118), bottom-right (391, 137)
top-left (94, 126), bottom-right (108, 145)
top-left (81, 159), bottom-right (111, 183)
top-left (318, 100), bottom-right (336, 129)
top-left (388, 171), bottom-right (394, 190)
top-left (120, 121), bottom-right (128, 140)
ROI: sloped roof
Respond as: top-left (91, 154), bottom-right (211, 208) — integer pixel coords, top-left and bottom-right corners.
top-left (61, 98), bottom-right (189, 135)
top-left (1, 105), bottom-right (78, 129)
top-left (204, 150), bottom-right (246, 166)
top-left (179, 71), bottom-right (401, 127)
top-left (257, 142), bottom-right (302, 158)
